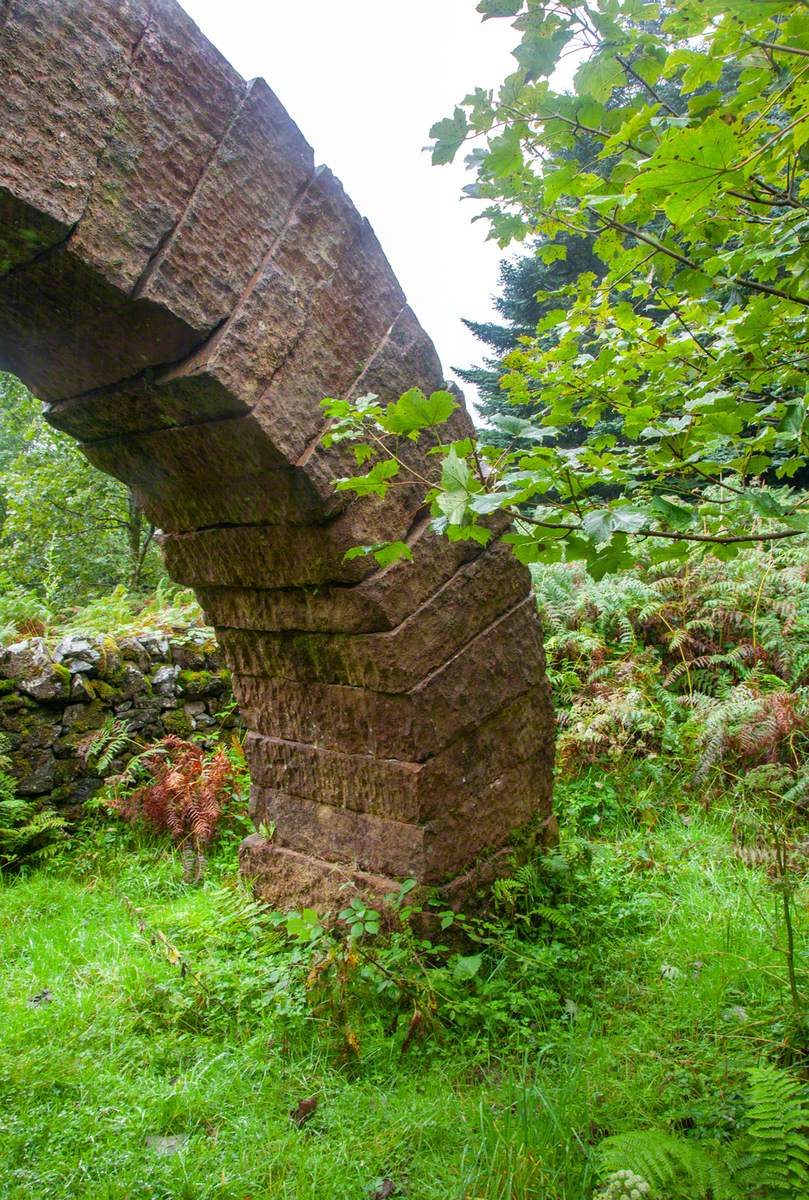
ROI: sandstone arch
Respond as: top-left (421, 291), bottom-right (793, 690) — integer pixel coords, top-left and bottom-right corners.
top-left (0, 0), bottom-right (555, 906)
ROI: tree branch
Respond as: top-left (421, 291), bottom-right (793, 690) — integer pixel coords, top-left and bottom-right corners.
top-left (615, 54), bottom-right (679, 117)
top-left (515, 510), bottom-right (805, 544)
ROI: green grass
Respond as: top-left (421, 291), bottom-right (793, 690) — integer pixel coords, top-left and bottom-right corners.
top-left (1, 784), bottom-right (805, 1200)
top-left (0, 841), bottom-right (472, 1199)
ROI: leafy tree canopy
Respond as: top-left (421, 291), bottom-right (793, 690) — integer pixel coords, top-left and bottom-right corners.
top-left (325, 0), bottom-right (809, 577)
top-left (0, 373), bottom-right (163, 607)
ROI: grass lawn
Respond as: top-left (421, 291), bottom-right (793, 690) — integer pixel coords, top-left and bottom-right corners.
top-left (1, 776), bottom-right (804, 1200)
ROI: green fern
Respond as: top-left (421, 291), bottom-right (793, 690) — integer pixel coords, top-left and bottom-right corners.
top-left (595, 1066), bottom-right (809, 1200)
top-left (0, 793), bottom-right (66, 868)
top-left (596, 1129), bottom-right (738, 1200)
top-left (80, 716), bottom-right (135, 773)
top-left (0, 733), bottom-right (66, 868)
top-left (736, 1065), bottom-right (809, 1198)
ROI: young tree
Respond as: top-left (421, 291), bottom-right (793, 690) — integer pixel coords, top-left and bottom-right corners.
top-left (325, 0), bottom-right (809, 578)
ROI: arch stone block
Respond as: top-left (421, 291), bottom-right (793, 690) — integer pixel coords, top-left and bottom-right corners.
top-left (0, 0), bottom-right (555, 907)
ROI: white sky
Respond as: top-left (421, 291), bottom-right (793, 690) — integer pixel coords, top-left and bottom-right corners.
top-left (179, 0), bottom-right (520, 402)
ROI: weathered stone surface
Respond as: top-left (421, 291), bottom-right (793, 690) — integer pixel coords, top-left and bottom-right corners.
top-left (239, 835), bottom-right (400, 915)
top-left (0, 244), bottom-right (198, 401)
top-left (197, 530), bottom-right (516, 634)
top-left (219, 593), bottom-right (539, 692)
top-left (135, 77), bottom-right (315, 330)
top-left (160, 494), bottom-right (433, 590)
top-left (54, 635), bottom-right (102, 674)
top-left (71, 0), bottom-right (246, 296)
top-left (246, 682), bottom-right (553, 823)
top-left (82, 416), bottom-right (328, 532)
top-left (255, 217), bottom-right (406, 466)
top-left (0, 0), bottom-right (150, 252)
top-left (0, 630), bottom-right (238, 807)
top-left (252, 741), bottom-right (550, 881)
top-left (0, 191), bottom-right (67, 277)
top-left (251, 789), bottom-right (425, 879)
top-left (0, 0), bottom-right (555, 906)
top-left (232, 605), bottom-right (548, 762)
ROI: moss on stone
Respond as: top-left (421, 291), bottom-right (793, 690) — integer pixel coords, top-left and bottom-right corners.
top-left (161, 708), bottom-right (192, 737)
top-left (60, 702), bottom-right (107, 750)
top-left (177, 669), bottom-right (229, 698)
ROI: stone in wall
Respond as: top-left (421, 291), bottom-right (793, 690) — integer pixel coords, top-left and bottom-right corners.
top-left (0, 627), bottom-right (237, 809)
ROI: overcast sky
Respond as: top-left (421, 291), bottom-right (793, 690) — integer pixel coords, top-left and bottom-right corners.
top-left (179, 0), bottom-right (520, 402)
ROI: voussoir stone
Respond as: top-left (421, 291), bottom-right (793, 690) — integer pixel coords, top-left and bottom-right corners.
top-left (219, 592), bottom-right (538, 692)
top-left (246, 681), bottom-right (553, 824)
top-left (193, 521), bottom-right (497, 634)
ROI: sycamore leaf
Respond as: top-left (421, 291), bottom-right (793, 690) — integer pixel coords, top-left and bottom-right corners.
top-left (582, 509), bottom-right (618, 546)
top-left (441, 447), bottom-right (472, 492)
top-left (491, 415), bottom-right (549, 441)
top-left (575, 54), bottom-right (624, 103)
top-left (477, 0), bottom-right (521, 16)
top-left (372, 541), bottom-right (414, 568)
top-left (649, 496), bottom-right (695, 530)
top-left (632, 115), bottom-right (740, 224)
top-left (335, 458), bottom-right (399, 497)
top-left (513, 29), bottom-right (571, 82)
top-left (437, 489), bottom-right (469, 526)
top-left (582, 507), bottom-right (646, 545)
top-left (381, 388), bottom-right (457, 437)
top-left (485, 127), bottom-right (524, 178)
top-left (447, 523), bottom-right (492, 545)
top-left (469, 492), bottom-right (507, 514)
top-left (430, 108), bottom-right (469, 165)
top-left (748, 491), bottom-right (785, 519)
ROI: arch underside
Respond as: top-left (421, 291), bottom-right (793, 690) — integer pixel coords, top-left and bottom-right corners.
top-left (0, 0), bottom-right (554, 906)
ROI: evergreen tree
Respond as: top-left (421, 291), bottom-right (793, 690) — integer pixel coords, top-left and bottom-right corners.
top-left (456, 236), bottom-right (603, 438)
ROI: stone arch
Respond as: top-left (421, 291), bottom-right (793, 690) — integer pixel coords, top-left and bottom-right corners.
top-left (0, 0), bottom-right (554, 906)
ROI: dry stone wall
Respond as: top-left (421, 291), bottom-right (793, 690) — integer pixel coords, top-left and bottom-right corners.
top-left (0, 630), bottom-right (235, 808)
top-left (0, 0), bottom-right (555, 907)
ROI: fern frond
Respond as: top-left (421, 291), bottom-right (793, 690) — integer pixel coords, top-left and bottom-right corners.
top-left (737, 1065), bottom-right (809, 1198)
top-left (596, 1130), bottom-right (739, 1200)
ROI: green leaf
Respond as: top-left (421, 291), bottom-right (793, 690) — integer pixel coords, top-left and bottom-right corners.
top-left (649, 496), bottom-right (695, 531)
top-left (748, 492), bottom-right (784, 519)
top-left (469, 492), bottom-right (507, 515)
top-left (581, 510), bottom-right (618, 546)
top-left (485, 127), bottom-right (524, 178)
top-left (575, 54), bottom-right (624, 103)
top-left (372, 541), bottom-right (414, 568)
top-left (430, 107), bottom-right (469, 165)
top-left (513, 29), bottom-right (571, 82)
top-left (452, 953), bottom-right (483, 980)
top-left (437, 489), bottom-right (469, 526)
top-left (335, 458), bottom-right (399, 498)
top-left (632, 116), bottom-right (740, 224)
top-left (441, 447), bottom-right (472, 492)
top-left (611, 507), bottom-right (648, 535)
top-left (477, 0), bottom-right (521, 16)
top-left (343, 545), bottom-right (373, 562)
top-left (381, 388), bottom-right (458, 437)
